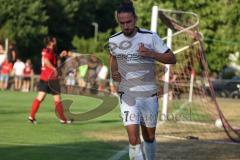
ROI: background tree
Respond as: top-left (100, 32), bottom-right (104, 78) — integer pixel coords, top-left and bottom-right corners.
top-left (133, 0), bottom-right (240, 73)
top-left (0, 0), bottom-right (239, 74)
top-left (0, 0), bottom-right (120, 73)
top-left (45, 0), bottom-right (119, 51)
top-left (0, 0), bottom-right (48, 58)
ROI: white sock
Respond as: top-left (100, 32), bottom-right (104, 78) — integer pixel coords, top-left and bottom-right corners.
top-left (129, 144), bottom-right (144, 160)
top-left (143, 140), bottom-right (156, 160)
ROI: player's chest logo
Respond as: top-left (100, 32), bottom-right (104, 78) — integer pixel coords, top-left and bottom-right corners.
top-left (119, 40), bottom-right (132, 50)
top-left (109, 40), bottom-right (132, 51)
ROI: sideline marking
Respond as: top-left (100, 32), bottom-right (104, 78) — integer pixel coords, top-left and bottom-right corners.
top-left (108, 146), bottom-right (129, 160)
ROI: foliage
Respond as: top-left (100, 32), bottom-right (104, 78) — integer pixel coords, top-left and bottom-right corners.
top-left (72, 30), bottom-right (112, 67)
top-left (0, 0), bottom-right (119, 58)
top-left (0, 0), bottom-right (240, 74)
top-left (41, 0), bottom-right (120, 51)
top-left (0, 0), bottom-right (48, 58)
top-left (72, 36), bottom-right (97, 54)
top-left (72, 30), bottom-right (111, 54)
top-left (133, 0), bottom-right (240, 73)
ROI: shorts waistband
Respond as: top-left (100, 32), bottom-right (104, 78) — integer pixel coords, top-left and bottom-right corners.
top-left (118, 92), bottom-right (157, 97)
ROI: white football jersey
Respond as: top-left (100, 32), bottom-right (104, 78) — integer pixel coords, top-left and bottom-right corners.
top-left (108, 28), bottom-right (169, 97)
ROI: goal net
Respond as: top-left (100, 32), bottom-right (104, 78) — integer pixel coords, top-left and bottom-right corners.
top-left (155, 8), bottom-right (240, 143)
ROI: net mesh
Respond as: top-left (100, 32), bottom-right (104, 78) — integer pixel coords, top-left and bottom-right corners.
top-left (157, 9), bottom-right (240, 142)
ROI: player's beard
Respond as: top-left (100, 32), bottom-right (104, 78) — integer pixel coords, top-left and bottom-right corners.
top-left (123, 28), bottom-right (136, 37)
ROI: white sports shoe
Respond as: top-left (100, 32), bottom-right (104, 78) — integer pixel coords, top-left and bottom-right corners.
top-left (28, 116), bottom-right (37, 124)
top-left (59, 119), bottom-right (73, 124)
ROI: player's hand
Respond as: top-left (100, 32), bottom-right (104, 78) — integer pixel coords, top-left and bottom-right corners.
top-left (138, 43), bottom-right (152, 58)
top-left (112, 72), bottom-right (121, 82)
top-left (52, 68), bottom-right (58, 77)
top-left (60, 50), bottom-right (68, 57)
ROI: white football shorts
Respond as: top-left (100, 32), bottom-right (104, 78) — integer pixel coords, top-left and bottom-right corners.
top-left (119, 94), bottom-right (159, 128)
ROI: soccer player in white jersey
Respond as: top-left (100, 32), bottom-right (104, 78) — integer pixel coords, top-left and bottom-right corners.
top-left (108, 1), bottom-right (176, 160)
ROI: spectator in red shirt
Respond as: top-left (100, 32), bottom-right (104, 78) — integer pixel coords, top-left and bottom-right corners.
top-left (28, 36), bottom-right (71, 124)
top-left (22, 59), bottom-right (33, 92)
top-left (0, 59), bottom-right (13, 90)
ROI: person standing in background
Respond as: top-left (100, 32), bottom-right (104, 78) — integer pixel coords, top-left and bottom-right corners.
top-left (0, 59), bottom-right (12, 90)
top-left (7, 43), bottom-right (17, 65)
top-left (22, 59), bottom-right (34, 92)
top-left (77, 56), bottom-right (88, 94)
top-left (86, 54), bottom-right (99, 93)
top-left (13, 59), bottom-right (25, 91)
top-left (97, 63), bottom-right (108, 92)
top-left (0, 43), bottom-right (7, 78)
top-left (65, 68), bottom-right (76, 94)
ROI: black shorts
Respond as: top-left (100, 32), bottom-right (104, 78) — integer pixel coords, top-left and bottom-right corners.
top-left (37, 79), bottom-right (61, 95)
top-left (23, 77), bottom-right (31, 81)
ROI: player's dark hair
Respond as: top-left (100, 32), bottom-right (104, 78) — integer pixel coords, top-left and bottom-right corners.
top-left (117, 0), bottom-right (136, 17)
top-left (44, 36), bottom-right (56, 46)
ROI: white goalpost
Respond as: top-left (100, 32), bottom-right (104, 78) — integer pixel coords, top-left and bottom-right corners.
top-left (5, 38), bottom-right (8, 53)
top-left (151, 6), bottom-right (197, 121)
top-left (151, 6), bottom-right (172, 121)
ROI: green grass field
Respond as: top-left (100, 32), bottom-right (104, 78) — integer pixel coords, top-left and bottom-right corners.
top-left (0, 91), bottom-right (129, 160)
top-left (0, 91), bottom-right (240, 160)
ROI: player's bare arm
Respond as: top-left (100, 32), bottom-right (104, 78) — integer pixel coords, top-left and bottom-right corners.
top-left (43, 58), bottom-right (57, 74)
top-left (109, 54), bottom-right (121, 82)
top-left (138, 43), bottom-right (176, 64)
top-left (12, 50), bottom-right (16, 61)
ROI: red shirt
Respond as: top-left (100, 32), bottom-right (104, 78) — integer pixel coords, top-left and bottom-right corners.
top-left (1, 61), bottom-right (12, 75)
top-left (40, 48), bottom-right (57, 81)
top-left (23, 64), bottom-right (32, 77)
